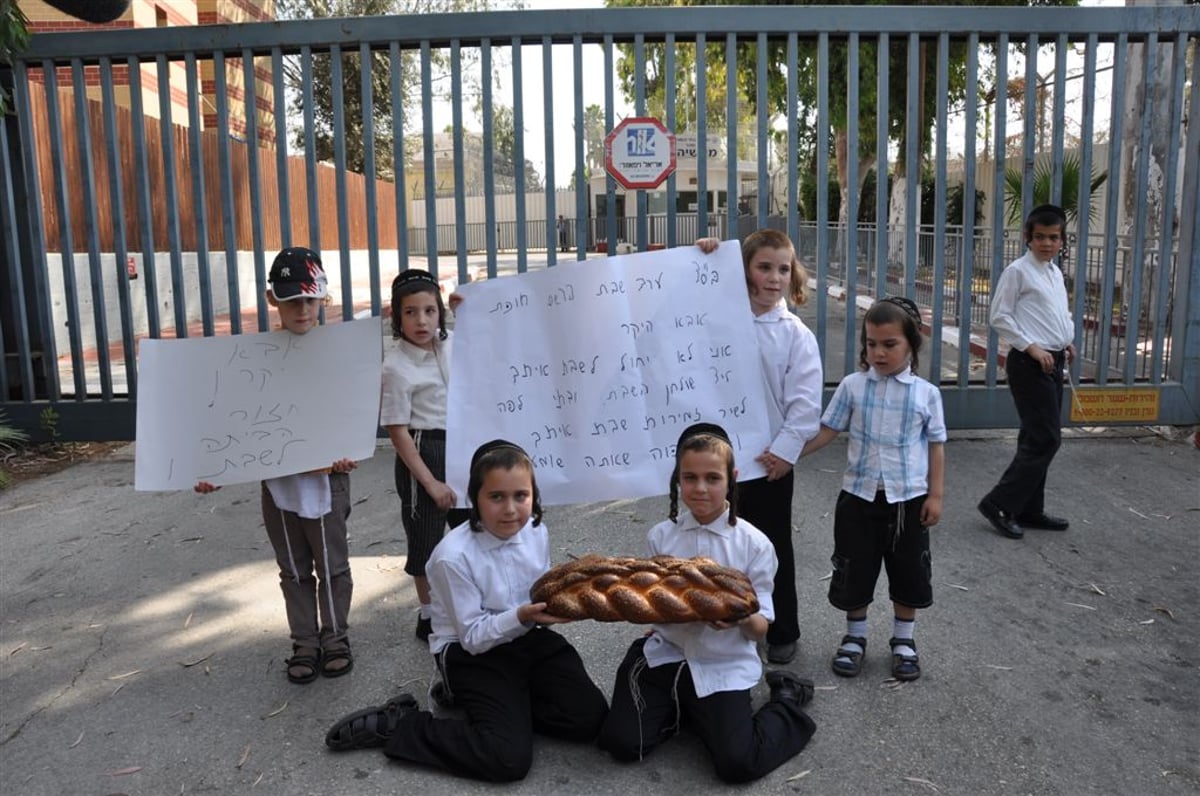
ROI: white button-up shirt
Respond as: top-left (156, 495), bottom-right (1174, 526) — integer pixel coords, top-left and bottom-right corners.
top-left (426, 518), bottom-right (547, 656)
top-left (754, 302), bottom-right (824, 464)
top-left (641, 508), bottom-right (777, 698)
top-left (379, 335), bottom-right (452, 429)
top-left (989, 250), bottom-right (1075, 353)
top-left (820, 366), bottom-right (947, 503)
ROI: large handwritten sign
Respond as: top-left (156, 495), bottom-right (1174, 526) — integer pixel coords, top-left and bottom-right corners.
top-left (134, 320), bottom-right (382, 490)
top-left (447, 242), bottom-right (771, 505)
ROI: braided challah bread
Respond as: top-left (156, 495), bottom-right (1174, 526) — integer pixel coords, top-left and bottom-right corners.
top-left (530, 554), bottom-right (759, 624)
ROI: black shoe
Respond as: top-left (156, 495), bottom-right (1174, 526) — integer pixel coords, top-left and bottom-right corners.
top-left (1018, 512), bottom-right (1070, 531)
top-left (978, 499), bottom-right (1023, 539)
top-left (766, 641), bottom-right (797, 664)
top-left (415, 615), bottom-right (432, 642)
top-left (765, 670), bottom-right (815, 706)
top-left (325, 694), bottom-right (418, 751)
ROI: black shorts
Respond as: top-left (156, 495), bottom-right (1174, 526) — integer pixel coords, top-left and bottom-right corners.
top-left (395, 429), bottom-right (470, 577)
top-left (827, 489), bottom-right (933, 612)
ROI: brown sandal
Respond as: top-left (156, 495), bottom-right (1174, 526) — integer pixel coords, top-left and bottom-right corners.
top-left (321, 639), bottom-right (353, 678)
top-left (286, 645), bottom-right (321, 684)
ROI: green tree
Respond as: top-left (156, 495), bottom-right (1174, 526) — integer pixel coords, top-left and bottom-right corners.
top-left (1002, 152), bottom-right (1107, 225)
top-left (0, 0), bottom-right (31, 115)
top-left (603, 0), bottom-right (1074, 231)
top-left (492, 103), bottom-right (544, 193)
top-left (278, 0), bottom-right (516, 179)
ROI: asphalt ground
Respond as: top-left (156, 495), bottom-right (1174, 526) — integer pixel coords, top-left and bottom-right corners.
top-left (2, 424), bottom-right (1198, 796)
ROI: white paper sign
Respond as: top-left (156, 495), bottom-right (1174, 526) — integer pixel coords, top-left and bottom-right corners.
top-left (134, 320), bottom-right (382, 490)
top-left (447, 242), bottom-right (771, 505)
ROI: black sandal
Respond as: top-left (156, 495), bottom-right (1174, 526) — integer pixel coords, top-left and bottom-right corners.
top-left (286, 645), bottom-right (321, 684)
top-left (831, 635), bottom-right (866, 678)
top-left (889, 637), bottom-right (921, 681)
top-left (321, 640), bottom-right (354, 678)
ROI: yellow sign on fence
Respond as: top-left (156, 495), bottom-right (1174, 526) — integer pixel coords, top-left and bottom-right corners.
top-left (1069, 387), bottom-right (1160, 423)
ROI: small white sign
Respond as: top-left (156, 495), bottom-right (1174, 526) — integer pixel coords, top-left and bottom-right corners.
top-left (134, 320), bottom-right (382, 490)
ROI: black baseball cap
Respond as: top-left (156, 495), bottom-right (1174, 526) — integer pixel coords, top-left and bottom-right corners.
top-left (268, 247), bottom-right (328, 301)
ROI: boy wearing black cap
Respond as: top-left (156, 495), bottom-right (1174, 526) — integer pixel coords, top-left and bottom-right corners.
top-left (196, 246), bottom-right (358, 684)
top-left (978, 205), bottom-right (1076, 540)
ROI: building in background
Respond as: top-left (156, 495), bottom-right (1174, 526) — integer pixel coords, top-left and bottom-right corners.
top-left (21, 0), bottom-right (277, 145)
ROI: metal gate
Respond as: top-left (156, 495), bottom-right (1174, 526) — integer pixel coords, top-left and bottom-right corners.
top-left (2, 6), bottom-right (1198, 439)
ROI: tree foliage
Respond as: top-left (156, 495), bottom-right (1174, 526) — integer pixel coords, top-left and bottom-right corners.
top-left (0, 0), bottom-right (32, 115)
top-left (1003, 152), bottom-right (1107, 225)
top-left (603, 0), bottom-right (1076, 224)
top-left (491, 103), bottom-right (545, 193)
top-left (277, 0), bottom-right (513, 180)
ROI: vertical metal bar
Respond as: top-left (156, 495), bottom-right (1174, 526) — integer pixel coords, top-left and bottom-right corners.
top-left (664, 34), bottom-right (676, 250)
top-left (271, 47), bottom-right (292, 247)
top-left (844, 33), bottom-right (860, 379)
top-left (1096, 35), bottom-right (1128, 385)
top-left (986, 36), bottom-right (1009, 386)
top-left (696, 35), bottom-right (707, 237)
top-left (99, 57), bottom-right (136, 395)
top-left (604, 35), bottom-right (616, 257)
top-left (156, 55), bottom-right (188, 340)
top-left (1149, 32), bottom-right (1186, 384)
top-left (0, 93), bottom-right (34, 399)
top-left (1022, 34), bottom-right (1037, 218)
top-left (541, 36), bottom-right (556, 261)
top-left (185, 53), bottom-right (214, 338)
top-left (70, 57), bottom-right (112, 397)
top-left (815, 33), bottom-right (829, 358)
top-left (242, 48), bottom-right (269, 331)
top-left (422, 41), bottom-right (441, 277)
top-left (1168, 57), bottom-right (1199, 381)
top-left (903, 33), bottom-right (919, 297)
top-left (786, 32), bottom-right (798, 247)
top-left (46, 61), bottom-right (86, 395)
top-left (390, 41), bottom-right (409, 275)
top-left (511, 38), bottom-right (527, 273)
top-left (1050, 34), bottom-right (1068, 206)
top-left (213, 52), bottom-right (242, 337)
top-left (330, 45), bottom-right (351, 320)
top-left (929, 33), bottom-right (949, 384)
top-left (957, 34), bottom-right (979, 392)
top-left (724, 33), bottom-right (736, 239)
top-left (302, 47), bottom-right (322, 254)
top-left (452, 39), bottom-right (469, 277)
top-left (635, 33), bottom-right (648, 251)
top-left (359, 42), bottom-right (381, 316)
top-left (875, 33), bottom-right (889, 301)
top-left (574, 35), bottom-right (588, 258)
top-left (480, 39), bottom-right (497, 278)
top-left (1070, 36), bottom-right (1097, 384)
top-left (1122, 34), bottom-right (1158, 383)
top-left (755, 32), bottom-right (768, 225)
top-left (13, 62), bottom-right (59, 398)
top-left (125, 56), bottom-right (160, 339)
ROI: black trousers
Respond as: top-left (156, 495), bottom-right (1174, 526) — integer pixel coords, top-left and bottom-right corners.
top-left (984, 348), bottom-right (1065, 517)
top-left (383, 628), bottom-right (607, 782)
top-left (737, 472), bottom-right (798, 645)
top-left (598, 638), bottom-right (816, 784)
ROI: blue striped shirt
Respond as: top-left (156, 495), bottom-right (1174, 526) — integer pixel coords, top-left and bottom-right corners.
top-left (820, 367), bottom-right (947, 503)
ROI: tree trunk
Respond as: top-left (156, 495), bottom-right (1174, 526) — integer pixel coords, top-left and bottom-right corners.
top-left (887, 42), bottom-right (928, 276)
top-left (1116, 0), bottom-right (1184, 334)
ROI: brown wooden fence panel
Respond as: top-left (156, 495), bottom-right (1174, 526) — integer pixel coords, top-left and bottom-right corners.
top-left (29, 90), bottom-right (399, 254)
